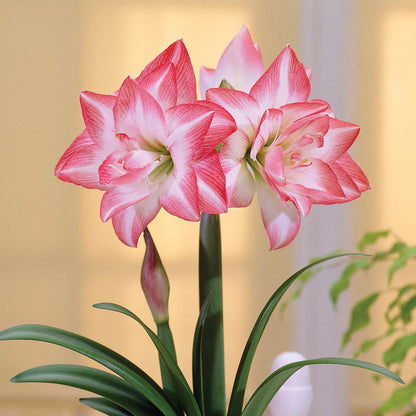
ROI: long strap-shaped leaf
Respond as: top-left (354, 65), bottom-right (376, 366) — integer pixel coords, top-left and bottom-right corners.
top-left (192, 295), bottom-right (211, 416)
top-left (94, 302), bottom-right (201, 416)
top-left (227, 253), bottom-right (361, 416)
top-left (0, 325), bottom-right (177, 416)
top-left (80, 397), bottom-right (136, 416)
top-left (11, 364), bottom-right (162, 416)
top-left (242, 357), bottom-right (404, 416)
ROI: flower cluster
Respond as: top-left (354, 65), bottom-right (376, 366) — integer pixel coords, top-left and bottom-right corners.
top-left (56, 27), bottom-right (369, 249)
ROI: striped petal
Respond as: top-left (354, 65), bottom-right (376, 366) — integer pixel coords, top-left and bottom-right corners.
top-left (285, 158), bottom-right (345, 202)
top-left (55, 130), bottom-right (108, 190)
top-left (308, 118), bottom-right (360, 162)
top-left (138, 62), bottom-right (177, 111)
top-left (337, 152), bottom-right (370, 193)
top-left (100, 181), bottom-right (156, 222)
top-left (257, 182), bottom-right (301, 250)
top-left (207, 88), bottom-right (261, 136)
top-left (159, 166), bottom-right (200, 221)
top-left (192, 100), bottom-right (237, 160)
top-left (199, 26), bottom-right (263, 97)
top-left (221, 157), bottom-right (256, 208)
top-left (251, 109), bottom-right (283, 159)
top-left (166, 104), bottom-right (214, 166)
top-left (80, 92), bottom-right (117, 143)
top-left (111, 196), bottom-right (161, 247)
top-left (250, 45), bottom-right (310, 110)
top-left (114, 76), bottom-right (167, 149)
top-left (195, 150), bottom-right (227, 214)
top-left (137, 39), bottom-right (197, 104)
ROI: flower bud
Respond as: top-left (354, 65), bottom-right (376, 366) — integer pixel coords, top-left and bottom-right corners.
top-left (141, 228), bottom-right (170, 324)
top-left (269, 351), bottom-right (313, 416)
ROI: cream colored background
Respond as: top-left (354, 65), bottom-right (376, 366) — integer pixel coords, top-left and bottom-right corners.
top-left (0, 1), bottom-right (415, 415)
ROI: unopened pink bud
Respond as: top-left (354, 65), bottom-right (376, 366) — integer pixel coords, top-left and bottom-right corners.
top-left (141, 228), bottom-right (170, 324)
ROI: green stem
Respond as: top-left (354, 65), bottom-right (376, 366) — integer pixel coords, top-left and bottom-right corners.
top-left (199, 213), bottom-right (226, 416)
top-left (157, 321), bottom-right (177, 397)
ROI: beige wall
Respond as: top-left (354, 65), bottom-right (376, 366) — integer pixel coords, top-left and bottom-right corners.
top-left (0, 1), bottom-right (299, 415)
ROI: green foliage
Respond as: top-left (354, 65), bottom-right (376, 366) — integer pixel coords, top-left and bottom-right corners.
top-left (242, 358), bottom-right (402, 416)
top-left (0, 251), bottom-right (403, 416)
top-left (376, 378), bottom-right (416, 415)
top-left (342, 292), bottom-right (379, 348)
top-left (227, 253), bottom-right (358, 416)
top-left (383, 333), bottom-right (416, 367)
top-left (80, 397), bottom-right (135, 416)
top-left (330, 258), bottom-right (371, 305)
top-left (358, 230), bottom-right (390, 251)
top-left (12, 364), bottom-right (160, 416)
top-left (290, 229), bottom-right (416, 415)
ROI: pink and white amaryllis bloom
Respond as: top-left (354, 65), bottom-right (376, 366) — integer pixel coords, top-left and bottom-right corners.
top-left (206, 45), bottom-right (370, 250)
top-left (199, 26), bottom-right (264, 98)
top-left (56, 41), bottom-right (236, 247)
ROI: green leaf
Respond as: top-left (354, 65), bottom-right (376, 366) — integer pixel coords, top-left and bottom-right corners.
top-left (342, 292), bottom-right (379, 348)
top-left (11, 365), bottom-right (160, 416)
top-left (401, 296), bottom-right (416, 323)
top-left (373, 241), bottom-right (407, 261)
top-left (280, 251), bottom-right (342, 311)
top-left (93, 303), bottom-right (200, 416)
top-left (227, 253), bottom-right (360, 416)
top-left (242, 357), bottom-right (403, 416)
top-left (330, 258), bottom-right (371, 305)
top-left (358, 230), bottom-right (390, 251)
top-left (80, 397), bottom-right (135, 416)
top-left (383, 333), bottom-right (416, 366)
top-left (354, 328), bottom-right (397, 358)
top-left (388, 246), bottom-right (416, 283)
top-left (0, 325), bottom-right (177, 416)
top-left (385, 285), bottom-right (416, 325)
top-left (354, 338), bottom-right (379, 358)
top-left (376, 377), bottom-right (416, 415)
top-left (192, 295), bottom-right (211, 416)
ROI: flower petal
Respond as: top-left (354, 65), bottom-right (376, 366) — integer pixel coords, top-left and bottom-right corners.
top-left (80, 92), bottom-right (117, 143)
top-left (250, 45), bottom-right (310, 109)
top-left (138, 62), bottom-right (177, 111)
top-left (257, 182), bottom-right (301, 250)
top-left (279, 101), bottom-right (330, 130)
top-left (166, 104), bottom-right (214, 166)
top-left (159, 166), bottom-right (200, 221)
top-left (111, 195), bottom-right (161, 247)
top-left (192, 100), bottom-right (237, 160)
top-left (114, 76), bottom-right (167, 149)
top-left (251, 109), bottom-right (283, 159)
top-left (285, 158), bottom-right (345, 202)
top-left (199, 26), bottom-right (263, 97)
top-left (137, 39), bottom-right (197, 104)
top-left (337, 152), bottom-right (371, 193)
top-left (100, 181), bottom-right (156, 222)
top-left (220, 155), bottom-right (256, 207)
top-left (55, 130), bottom-right (108, 190)
top-left (199, 66), bottom-right (217, 99)
top-left (206, 88), bottom-right (261, 136)
top-left (309, 118), bottom-right (360, 162)
top-left (195, 150), bottom-right (227, 214)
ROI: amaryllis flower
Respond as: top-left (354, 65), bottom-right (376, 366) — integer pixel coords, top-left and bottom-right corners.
top-left (199, 26), bottom-right (264, 98)
top-left (56, 41), bottom-right (236, 247)
top-left (206, 45), bottom-right (370, 250)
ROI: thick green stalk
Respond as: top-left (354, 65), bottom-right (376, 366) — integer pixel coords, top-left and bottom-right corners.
top-left (156, 321), bottom-right (177, 397)
top-left (199, 213), bottom-right (226, 416)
